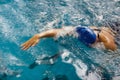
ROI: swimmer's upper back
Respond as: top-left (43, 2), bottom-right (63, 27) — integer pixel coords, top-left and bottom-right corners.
top-left (99, 29), bottom-right (117, 51)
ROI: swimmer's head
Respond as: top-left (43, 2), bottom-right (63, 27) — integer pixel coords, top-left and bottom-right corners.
top-left (76, 26), bottom-right (97, 44)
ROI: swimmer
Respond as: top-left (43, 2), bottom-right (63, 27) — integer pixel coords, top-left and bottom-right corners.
top-left (21, 24), bottom-right (119, 51)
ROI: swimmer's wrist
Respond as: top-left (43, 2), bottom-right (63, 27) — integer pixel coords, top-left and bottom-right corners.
top-left (35, 34), bottom-right (42, 39)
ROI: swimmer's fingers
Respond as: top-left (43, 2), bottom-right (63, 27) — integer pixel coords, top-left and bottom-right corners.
top-left (21, 35), bottom-right (40, 50)
top-left (21, 41), bottom-right (33, 50)
top-left (22, 40), bottom-right (35, 50)
top-left (21, 38), bottom-right (34, 48)
top-left (23, 39), bottom-right (39, 50)
top-left (21, 41), bottom-right (28, 48)
top-left (32, 39), bottom-right (39, 47)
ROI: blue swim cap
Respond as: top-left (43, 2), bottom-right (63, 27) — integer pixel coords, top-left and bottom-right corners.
top-left (76, 26), bottom-right (96, 44)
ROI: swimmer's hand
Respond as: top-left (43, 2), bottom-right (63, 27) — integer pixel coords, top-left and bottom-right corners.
top-left (21, 34), bottom-right (40, 50)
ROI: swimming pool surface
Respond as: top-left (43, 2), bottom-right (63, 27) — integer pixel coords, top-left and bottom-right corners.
top-left (0, 0), bottom-right (120, 80)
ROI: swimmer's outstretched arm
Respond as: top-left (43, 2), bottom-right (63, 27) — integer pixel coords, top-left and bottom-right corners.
top-left (21, 27), bottom-right (74, 50)
top-left (21, 29), bottom-right (61, 50)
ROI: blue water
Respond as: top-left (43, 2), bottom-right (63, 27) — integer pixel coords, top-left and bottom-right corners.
top-left (0, 0), bottom-right (120, 80)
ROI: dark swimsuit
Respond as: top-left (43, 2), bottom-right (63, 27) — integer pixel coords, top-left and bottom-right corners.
top-left (92, 28), bottom-right (102, 40)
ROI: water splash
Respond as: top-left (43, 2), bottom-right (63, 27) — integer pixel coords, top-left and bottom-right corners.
top-left (0, 0), bottom-right (120, 80)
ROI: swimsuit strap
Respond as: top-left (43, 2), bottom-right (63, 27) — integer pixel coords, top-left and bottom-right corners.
top-left (94, 27), bottom-right (115, 37)
top-left (93, 28), bottom-right (101, 39)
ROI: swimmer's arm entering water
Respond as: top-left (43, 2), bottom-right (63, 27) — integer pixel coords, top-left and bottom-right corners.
top-left (21, 27), bottom-right (74, 50)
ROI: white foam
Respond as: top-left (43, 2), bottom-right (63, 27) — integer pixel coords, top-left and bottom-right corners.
top-left (113, 0), bottom-right (120, 2)
top-left (61, 49), bottom-right (88, 79)
top-left (74, 59), bottom-right (88, 79)
top-left (97, 15), bottom-right (103, 21)
top-left (8, 54), bottom-right (25, 66)
top-left (36, 19), bottom-right (59, 32)
top-left (54, 26), bottom-right (78, 40)
top-left (86, 71), bottom-right (101, 80)
top-left (61, 49), bottom-right (72, 63)
top-left (113, 76), bottom-right (120, 80)
top-left (16, 74), bottom-right (21, 78)
top-left (0, 50), bottom-right (26, 66)
top-left (0, 16), bottom-right (12, 38)
top-left (0, 16), bottom-right (20, 45)
top-left (61, 49), bottom-right (104, 80)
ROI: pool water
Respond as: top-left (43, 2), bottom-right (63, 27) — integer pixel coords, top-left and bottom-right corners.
top-left (0, 0), bottom-right (120, 80)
